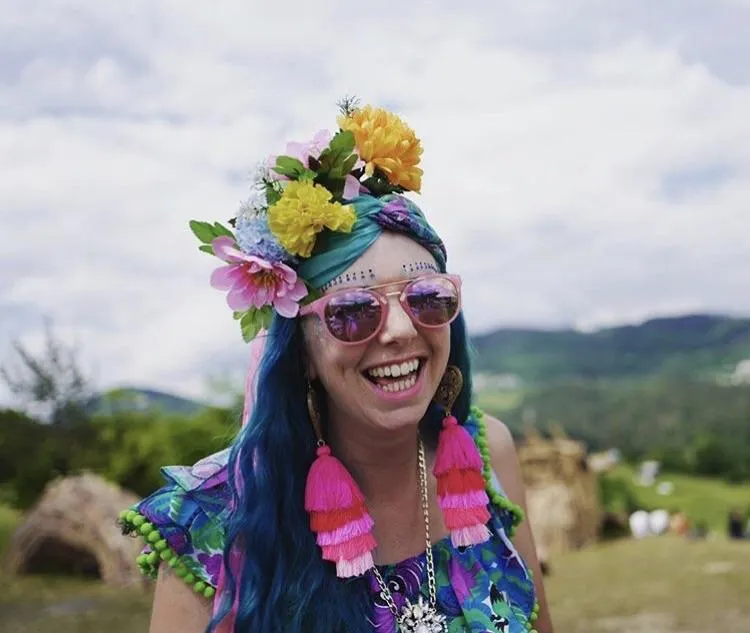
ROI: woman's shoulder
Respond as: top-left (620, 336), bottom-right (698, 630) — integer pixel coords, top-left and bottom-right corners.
top-left (465, 407), bottom-right (526, 536)
top-left (119, 449), bottom-right (231, 599)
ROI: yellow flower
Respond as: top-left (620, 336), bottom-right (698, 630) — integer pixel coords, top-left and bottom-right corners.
top-left (338, 106), bottom-right (423, 193)
top-left (267, 181), bottom-right (356, 257)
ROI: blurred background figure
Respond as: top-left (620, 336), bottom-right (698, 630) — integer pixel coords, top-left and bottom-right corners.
top-left (629, 510), bottom-right (650, 539)
top-left (728, 508), bottom-right (746, 540)
top-left (648, 509), bottom-right (670, 536)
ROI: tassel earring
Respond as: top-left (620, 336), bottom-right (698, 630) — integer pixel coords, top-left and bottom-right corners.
top-left (303, 383), bottom-right (377, 578)
top-left (433, 366), bottom-right (492, 547)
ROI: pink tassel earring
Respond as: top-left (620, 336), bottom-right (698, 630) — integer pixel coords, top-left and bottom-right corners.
top-left (433, 366), bottom-right (492, 548)
top-left (303, 383), bottom-right (377, 578)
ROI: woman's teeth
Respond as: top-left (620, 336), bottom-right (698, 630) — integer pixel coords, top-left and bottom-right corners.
top-left (366, 359), bottom-right (421, 393)
top-left (367, 359), bottom-right (420, 379)
top-left (379, 373), bottom-right (417, 393)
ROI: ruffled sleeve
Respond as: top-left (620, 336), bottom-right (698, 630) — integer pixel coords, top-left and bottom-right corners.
top-left (119, 449), bottom-right (231, 599)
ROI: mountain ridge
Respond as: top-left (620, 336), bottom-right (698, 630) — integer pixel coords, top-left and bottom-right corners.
top-left (471, 313), bottom-right (750, 383)
top-left (89, 313), bottom-right (750, 414)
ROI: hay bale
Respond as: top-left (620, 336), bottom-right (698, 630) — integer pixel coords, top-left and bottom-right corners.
top-left (3, 473), bottom-right (144, 587)
top-left (519, 428), bottom-right (601, 557)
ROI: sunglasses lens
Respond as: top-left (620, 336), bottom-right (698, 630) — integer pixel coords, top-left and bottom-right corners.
top-left (405, 277), bottom-right (459, 326)
top-left (323, 290), bottom-right (382, 343)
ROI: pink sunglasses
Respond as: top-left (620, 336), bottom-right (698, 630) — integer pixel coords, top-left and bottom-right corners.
top-left (299, 273), bottom-right (462, 345)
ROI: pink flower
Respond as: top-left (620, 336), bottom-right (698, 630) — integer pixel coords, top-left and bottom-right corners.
top-left (269, 129), bottom-right (363, 201)
top-left (284, 129), bottom-right (333, 167)
top-left (210, 236), bottom-right (307, 318)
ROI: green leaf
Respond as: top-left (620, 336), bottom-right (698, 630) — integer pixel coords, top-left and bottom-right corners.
top-left (213, 222), bottom-right (234, 238)
top-left (239, 306), bottom-right (274, 343)
top-left (273, 155), bottom-right (308, 179)
top-left (341, 153), bottom-right (359, 174)
top-left (189, 220), bottom-right (217, 244)
top-left (259, 306), bottom-right (274, 329)
top-left (198, 245), bottom-right (214, 255)
top-left (318, 130), bottom-right (356, 175)
top-left (297, 169), bottom-right (317, 182)
top-left (361, 171), bottom-right (403, 197)
top-left (329, 130), bottom-right (355, 155)
top-left (232, 311), bottom-right (244, 321)
top-left (265, 183), bottom-right (281, 205)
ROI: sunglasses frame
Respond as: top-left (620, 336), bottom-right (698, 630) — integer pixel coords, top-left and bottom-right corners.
top-left (299, 273), bottom-right (463, 345)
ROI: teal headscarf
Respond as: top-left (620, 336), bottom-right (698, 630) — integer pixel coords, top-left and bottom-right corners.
top-left (298, 194), bottom-right (447, 290)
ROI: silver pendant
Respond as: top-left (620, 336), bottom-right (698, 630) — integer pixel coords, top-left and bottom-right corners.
top-left (397, 596), bottom-right (447, 633)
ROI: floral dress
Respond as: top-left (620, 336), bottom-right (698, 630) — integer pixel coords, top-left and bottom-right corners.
top-left (120, 408), bottom-right (540, 632)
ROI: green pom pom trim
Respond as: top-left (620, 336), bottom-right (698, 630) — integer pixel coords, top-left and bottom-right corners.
top-left (522, 600), bottom-right (541, 631)
top-left (471, 406), bottom-right (526, 537)
top-left (119, 508), bottom-right (217, 600)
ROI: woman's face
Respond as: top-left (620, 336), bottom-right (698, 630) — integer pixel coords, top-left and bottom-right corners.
top-left (302, 232), bottom-right (452, 436)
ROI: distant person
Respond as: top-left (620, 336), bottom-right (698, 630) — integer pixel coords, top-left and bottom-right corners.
top-left (649, 509), bottom-right (670, 536)
top-left (728, 509), bottom-right (745, 540)
top-left (629, 510), bottom-right (650, 539)
top-left (669, 511), bottom-right (690, 536)
top-left (689, 521), bottom-right (709, 540)
top-left (118, 103), bottom-right (553, 633)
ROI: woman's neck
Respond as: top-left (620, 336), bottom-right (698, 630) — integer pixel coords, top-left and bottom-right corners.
top-left (325, 411), bottom-right (450, 564)
top-left (327, 419), bottom-right (420, 501)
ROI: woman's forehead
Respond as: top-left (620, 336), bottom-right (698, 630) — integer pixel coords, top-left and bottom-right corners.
top-left (323, 233), bottom-right (438, 292)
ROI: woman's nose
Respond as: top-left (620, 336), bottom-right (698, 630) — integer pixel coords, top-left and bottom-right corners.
top-left (378, 295), bottom-right (417, 344)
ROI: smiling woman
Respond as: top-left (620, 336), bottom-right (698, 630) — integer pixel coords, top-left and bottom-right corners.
top-left (118, 100), bottom-right (553, 633)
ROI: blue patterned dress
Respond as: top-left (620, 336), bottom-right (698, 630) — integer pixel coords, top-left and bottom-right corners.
top-left (120, 408), bottom-right (540, 632)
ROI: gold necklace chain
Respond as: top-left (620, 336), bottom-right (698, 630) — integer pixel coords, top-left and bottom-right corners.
top-left (370, 438), bottom-right (438, 618)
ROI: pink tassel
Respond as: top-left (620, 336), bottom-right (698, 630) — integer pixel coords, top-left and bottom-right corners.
top-left (433, 416), bottom-right (484, 475)
top-left (305, 444), bottom-right (376, 578)
top-left (434, 414), bottom-right (491, 548)
top-left (451, 524), bottom-right (491, 548)
top-left (305, 446), bottom-right (365, 512)
top-left (439, 490), bottom-right (489, 510)
top-left (317, 515), bottom-right (374, 546)
top-left (321, 533), bottom-right (377, 561)
top-left (336, 551), bottom-right (375, 578)
top-left (443, 506), bottom-right (491, 529)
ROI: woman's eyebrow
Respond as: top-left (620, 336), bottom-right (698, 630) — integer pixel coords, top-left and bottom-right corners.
top-left (402, 261), bottom-right (438, 276)
top-left (319, 269), bottom-right (376, 292)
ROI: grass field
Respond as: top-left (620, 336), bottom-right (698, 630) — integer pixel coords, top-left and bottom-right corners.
top-left (475, 388), bottom-right (524, 413)
top-left (1, 534), bottom-right (748, 633)
top-left (601, 464), bottom-right (750, 532)
top-left (0, 505), bottom-right (20, 561)
top-left (2, 470), bottom-right (749, 633)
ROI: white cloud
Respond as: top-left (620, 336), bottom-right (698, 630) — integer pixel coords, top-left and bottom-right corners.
top-left (2, 0), bottom-right (750, 403)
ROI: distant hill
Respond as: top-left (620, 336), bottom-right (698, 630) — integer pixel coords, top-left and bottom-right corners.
top-left (86, 388), bottom-right (206, 416)
top-left (470, 314), bottom-right (750, 384)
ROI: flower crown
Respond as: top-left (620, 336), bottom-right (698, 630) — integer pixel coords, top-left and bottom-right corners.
top-left (189, 99), bottom-right (424, 342)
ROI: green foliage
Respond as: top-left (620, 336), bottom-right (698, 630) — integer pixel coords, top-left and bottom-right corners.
top-left (0, 405), bottom-right (240, 509)
top-left (488, 379), bottom-right (750, 481)
top-left (188, 220), bottom-right (234, 251)
top-left (314, 130), bottom-right (359, 200)
top-left (272, 156), bottom-right (316, 181)
top-left (599, 464), bottom-right (750, 532)
top-left (238, 306), bottom-right (274, 342)
top-left (471, 314), bottom-right (750, 382)
top-left (0, 503), bottom-right (20, 560)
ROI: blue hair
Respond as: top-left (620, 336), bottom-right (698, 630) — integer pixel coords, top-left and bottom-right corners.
top-left (210, 300), bottom-right (473, 633)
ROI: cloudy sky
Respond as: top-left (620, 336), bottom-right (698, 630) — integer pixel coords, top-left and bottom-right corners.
top-left (2, 0), bottom-right (749, 405)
